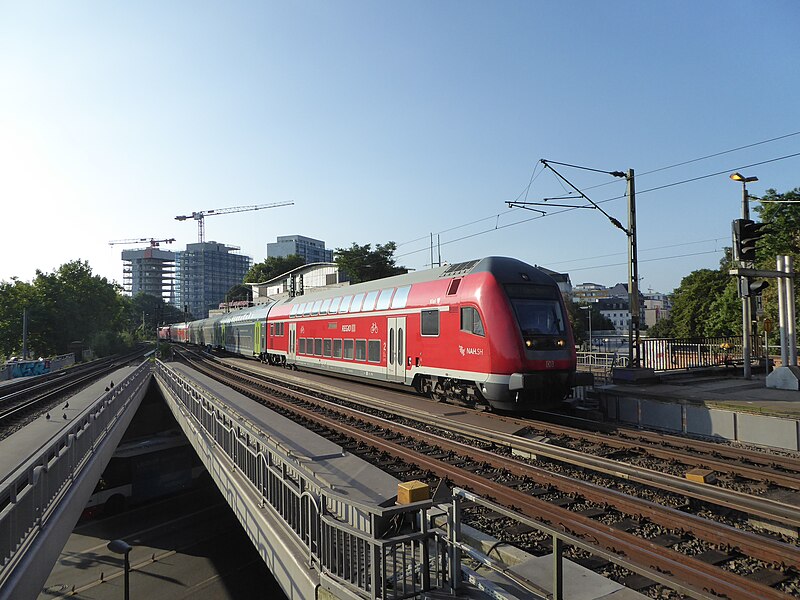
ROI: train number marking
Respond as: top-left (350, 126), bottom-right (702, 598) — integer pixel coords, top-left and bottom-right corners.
top-left (342, 324), bottom-right (356, 332)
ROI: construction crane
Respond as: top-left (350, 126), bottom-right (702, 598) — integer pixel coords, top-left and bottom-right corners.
top-left (109, 237), bottom-right (176, 248)
top-left (174, 201), bottom-right (294, 243)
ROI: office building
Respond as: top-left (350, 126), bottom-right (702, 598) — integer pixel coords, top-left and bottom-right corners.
top-left (120, 247), bottom-right (175, 302)
top-left (267, 235), bottom-right (333, 264)
top-left (174, 242), bottom-right (252, 319)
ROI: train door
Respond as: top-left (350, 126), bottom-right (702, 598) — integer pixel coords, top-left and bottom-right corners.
top-left (288, 322), bottom-right (296, 363)
top-left (387, 317), bottom-right (406, 382)
top-left (254, 320), bottom-right (262, 357)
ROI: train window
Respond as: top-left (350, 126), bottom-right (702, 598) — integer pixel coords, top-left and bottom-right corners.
top-left (398, 328), bottom-right (404, 365)
top-left (298, 338), bottom-right (306, 354)
top-left (323, 339), bottom-right (332, 357)
top-left (314, 338), bottom-right (323, 356)
top-left (339, 295), bottom-right (352, 313)
top-left (290, 305), bottom-right (298, 317)
top-left (376, 288), bottom-right (394, 310)
top-left (390, 285), bottom-right (411, 309)
top-left (303, 303), bottom-right (313, 317)
top-left (343, 339), bottom-right (354, 359)
top-left (460, 307), bottom-right (485, 336)
top-left (320, 298), bottom-right (332, 315)
top-left (350, 293), bottom-right (365, 313)
top-left (362, 290), bottom-right (379, 312)
top-left (421, 309), bottom-right (440, 336)
top-left (311, 300), bottom-right (323, 316)
top-left (447, 279), bottom-right (461, 295)
top-left (278, 322), bottom-right (284, 336)
top-left (270, 323), bottom-right (275, 336)
top-left (330, 297), bottom-right (341, 313)
top-left (355, 340), bottom-right (367, 361)
top-left (368, 340), bottom-right (381, 363)
top-left (333, 339), bottom-right (342, 358)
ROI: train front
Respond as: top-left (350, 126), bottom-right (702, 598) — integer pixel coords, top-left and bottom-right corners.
top-left (478, 258), bottom-right (577, 410)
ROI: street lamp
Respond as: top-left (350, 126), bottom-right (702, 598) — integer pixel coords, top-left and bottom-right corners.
top-left (730, 172), bottom-right (758, 220)
top-left (730, 172), bottom-right (758, 380)
top-left (580, 306), bottom-right (592, 352)
top-left (107, 539), bottom-right (133, 600)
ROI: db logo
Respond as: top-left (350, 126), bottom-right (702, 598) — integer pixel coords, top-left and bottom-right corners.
top-left (546, 360), bottom-right (555, 369)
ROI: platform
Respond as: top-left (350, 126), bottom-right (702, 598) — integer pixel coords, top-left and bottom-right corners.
top-left (598, 370), bottom-right (800, 451)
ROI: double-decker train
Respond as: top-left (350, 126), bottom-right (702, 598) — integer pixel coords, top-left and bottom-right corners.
top-left (158, 256), bottom-right (578, 411)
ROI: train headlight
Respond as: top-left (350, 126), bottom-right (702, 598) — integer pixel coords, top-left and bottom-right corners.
top-left (525, 339), bottom-right (533, 348)
top-left (556, 339), bottom-right (565, 347)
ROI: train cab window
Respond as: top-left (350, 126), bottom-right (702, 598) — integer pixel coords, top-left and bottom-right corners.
top-left (350, 293), bottom-right (365, 313)
top-left (390, 285), bottom-right (411, 309)
top-left (314, 338), bottom-right (323, 356)
top-left (375, 288), bottom-right (393, 310)
top-left (298, 338), bottom-right (306, 354)
top-left (320, 298), bottom-right (332, 315)
top-left (323, 339), bottom-right (332, 357)
top-left (339, 295), bottom-right (353, 313)
top-left (447, 278), bottom-right (461, 295)
top-left (311, 300), bottom-right (323, 316)
top-left (333, 339), bottom-right (342, 358)
top-left (330, 297), bottom-right (341, 313)
top-left (355, 340), bottom-right (367, 361)
top-left (362, 290), bottom-right (379, 312)
top-left (421, 309), bottom-right (440, 336)
top-left (343, 339), bottom-right (354, 359)
top-left (460, 306), bottom-right (485, 336)
top-left (368, 340), bottom-right (381, 363)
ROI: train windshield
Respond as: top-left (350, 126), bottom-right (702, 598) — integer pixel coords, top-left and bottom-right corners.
top-left (505, 284), bottom-right (566, 335)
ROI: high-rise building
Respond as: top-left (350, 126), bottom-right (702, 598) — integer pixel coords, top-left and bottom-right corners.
top-left (267, 235), bottom-right (333, 264)
top-left (174, 242), bottom-right (252, 319)
top-left (120, 247), bottom-right (175, 302)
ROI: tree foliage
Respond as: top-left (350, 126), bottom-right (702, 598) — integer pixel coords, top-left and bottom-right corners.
top-left (244, 254), bottom-right (306, 284)
top-left (565, 300), bottom-right (615, 345)
top-left (0, 261), bottom-right (130, 359)
top-left (334, 242), bottom-right (406, 284)
top-left (647, 186), bottom-right (800, 340)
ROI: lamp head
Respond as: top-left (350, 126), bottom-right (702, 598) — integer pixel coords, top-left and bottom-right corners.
top-left (107, 539), bottom-right (132, 555)
top-left (730, 172), bottom-right (758, 183)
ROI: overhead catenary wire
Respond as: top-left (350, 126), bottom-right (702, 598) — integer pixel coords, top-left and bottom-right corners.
top-left (394, 149), bottom-right (800, 266)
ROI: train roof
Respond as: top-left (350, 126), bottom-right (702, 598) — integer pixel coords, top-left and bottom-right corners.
top-left (277, 256), bottom-right (558, 306)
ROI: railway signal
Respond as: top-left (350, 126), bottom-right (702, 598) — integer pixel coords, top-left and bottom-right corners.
top-left (732, 218), bottom-right (768, 263)
top-left (175, 201), bottom-right (294, 243)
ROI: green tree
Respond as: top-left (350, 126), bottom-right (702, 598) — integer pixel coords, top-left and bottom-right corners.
top-left (753, 187), bottom-right (800, 343)
top-left (334, 242), bottom-right (406, 284)
top-left (566, 300), bottom-right (614, 345)
top-left (244, 254), bottom-right (306, 283)
top-left (224, 284), bottom-right (253, 305)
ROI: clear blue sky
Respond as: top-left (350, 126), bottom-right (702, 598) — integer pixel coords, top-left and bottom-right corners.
top-left (2, 1), bottom-right (798, 294)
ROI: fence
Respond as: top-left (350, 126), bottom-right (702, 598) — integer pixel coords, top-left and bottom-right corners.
top-left (0, 362), bottom-right (150, 588)
top-left (155, 360), bottom-right (432, 600)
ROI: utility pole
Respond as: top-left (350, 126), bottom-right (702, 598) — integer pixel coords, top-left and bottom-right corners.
top-left (627, 169), bottom-right (641, 367)
top-left (731, 172), bottom-right (758, 379)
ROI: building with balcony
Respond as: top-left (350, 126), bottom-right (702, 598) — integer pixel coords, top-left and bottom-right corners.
top-left (120, 247), bottom-right (175, 302)
top-left (267, 235), bottom-right (333, 264)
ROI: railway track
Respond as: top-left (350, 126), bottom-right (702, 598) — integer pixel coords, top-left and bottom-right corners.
top-left (0, 348), bottom-right (150, 439)
top-left (175, 349), bottom-right (800, 599)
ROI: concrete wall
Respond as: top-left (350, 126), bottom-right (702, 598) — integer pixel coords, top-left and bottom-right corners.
top-left (603, 394), bottom-right (800, 451)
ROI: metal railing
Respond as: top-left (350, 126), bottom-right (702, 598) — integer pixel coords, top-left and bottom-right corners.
top-left (0, 361), bottom-right (150, 585)
top-left (155, 360), bottom-right (432, 600)
top-left (640, 335), bottom-right (754, 371)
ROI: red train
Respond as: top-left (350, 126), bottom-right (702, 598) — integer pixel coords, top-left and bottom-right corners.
top-left (159, 257), bottom-right (578, 411)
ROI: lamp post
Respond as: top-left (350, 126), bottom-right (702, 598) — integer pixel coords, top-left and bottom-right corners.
top-left (107, 539), bottom-right (133, 600)
top-left (580, 306), bottom-right (592, 353)
top-left (730, 172), bottom-right (758, 379)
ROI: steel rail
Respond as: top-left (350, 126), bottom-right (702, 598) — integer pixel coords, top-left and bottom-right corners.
top-left (181, 353), bottom-right (798, 599)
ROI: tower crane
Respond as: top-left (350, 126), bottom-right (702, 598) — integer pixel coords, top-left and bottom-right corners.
top-left (109, 237), bottom-right (176, 248)
top-left (174, 201), bottom-right (294, 243)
